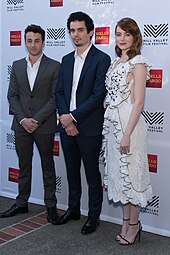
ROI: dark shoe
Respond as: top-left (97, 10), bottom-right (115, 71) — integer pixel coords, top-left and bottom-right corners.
top-left (54, 209), bottom-right (80, 225)
top-left (115, 218), bottom-right (130, 241)
top-left (0, 204), bottom-right (28, 218)
top-left (119, 221), bottom-right (142, 245)
top-left (47, 207), bottom-right (59, 224)
top-left (81, 217), bottom-right (100, 235)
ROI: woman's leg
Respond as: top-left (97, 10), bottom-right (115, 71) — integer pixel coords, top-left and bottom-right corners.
top-left (116, 203), bottom-right (130, 240)
top-left (119, 203), bottom-right (141, 244)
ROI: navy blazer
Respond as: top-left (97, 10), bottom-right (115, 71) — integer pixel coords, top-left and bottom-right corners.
top-left (56, 45), bottom-right (111, 136)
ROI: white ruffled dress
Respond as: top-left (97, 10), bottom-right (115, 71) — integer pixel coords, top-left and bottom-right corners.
top-left (102, 55), bottom-right (153, 207)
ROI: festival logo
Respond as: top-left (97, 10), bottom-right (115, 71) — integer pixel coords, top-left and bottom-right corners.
top-left (146, 70), bottom-right (163, 88)
top-left (56, 176), bottom-right (62, 193)
top-left (143, 23), bottom-right (168, 46)
top-left (95, 27), bottom-right (110, 44)
top-left (10, 31), bottom-right (21, 46)
top-left (8, 167), bottom-right (19, 183)
top-left (92, 0), bottom-right (114, 5)
top-left (7, 0), bottom-right (24, 12)
top-left (50, 0), bottom-right (63, 7)
top-left (141, 195), bottom-right (159, 216)
top-left (53, 140), bottom-right (59, 156)
top-left (142, 111), bottom-right (164, 133)
top-left (46, 28), bottom-right (66, 47)
top-left (6, 133), bottom-right (15, 150)
top-left (148, 154), bottom-right (158, 173)
top-left (7, 65), bottom-right (12, 81)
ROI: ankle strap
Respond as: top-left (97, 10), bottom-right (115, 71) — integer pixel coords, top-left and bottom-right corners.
top-left (129, 220), bottom-right (140, 226)
top-left (123, 218), bottom-right (130, 221)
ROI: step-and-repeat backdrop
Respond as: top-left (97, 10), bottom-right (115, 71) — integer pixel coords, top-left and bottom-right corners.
top-left (0, 0), bottom-right (170, 236)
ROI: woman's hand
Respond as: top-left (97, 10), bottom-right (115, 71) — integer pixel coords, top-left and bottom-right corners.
top-left (120, 134), bottom-right (130, 155)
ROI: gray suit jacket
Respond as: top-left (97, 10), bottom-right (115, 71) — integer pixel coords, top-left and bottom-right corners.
top-left (7, 54), bottom-right (60, 134)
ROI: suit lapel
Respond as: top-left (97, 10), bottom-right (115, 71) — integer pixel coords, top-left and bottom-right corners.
top-left (66, 53), bottom-right (75, 100)
top-left (32, 54), bottom-right (48, 92)
top-left (20, 59), bottom-right (31, 93)
top-left (78, 45), bottom-right (96, 84)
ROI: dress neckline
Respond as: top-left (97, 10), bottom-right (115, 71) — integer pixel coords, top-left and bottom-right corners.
top-left (113, 57), bottom-right (129, 69)
top-left (117, 57), bottom-right (129, 64)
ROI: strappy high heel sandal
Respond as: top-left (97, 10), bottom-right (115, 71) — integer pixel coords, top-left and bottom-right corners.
top-left (119, 221), bottom-right (142, 245)
top-left (115, 218), bottom-right (130, 242)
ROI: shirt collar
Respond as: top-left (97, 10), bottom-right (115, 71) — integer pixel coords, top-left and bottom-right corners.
top-left (26, 53), bottom-right (43, 65)
top-left (74, 43), bottom-right (92, 60)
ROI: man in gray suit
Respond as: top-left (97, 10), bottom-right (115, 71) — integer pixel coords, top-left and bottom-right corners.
top-left (0, 24), bottom-right (60, 223)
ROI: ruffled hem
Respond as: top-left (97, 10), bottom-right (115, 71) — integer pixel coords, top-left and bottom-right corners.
top-left (101, 106), bottom-right (133, 202)
top-left (108, 183), bottom-right (153, 208)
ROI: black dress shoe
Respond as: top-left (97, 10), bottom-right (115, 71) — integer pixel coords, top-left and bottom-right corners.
top-left (0, 204), bottom-right (28, 218)
top-left (81, 217), bottom-right (100, 234)
top-left (54, 209), bottom-right (80, 225)
top-left (47, 206), bottom-right (59, 224)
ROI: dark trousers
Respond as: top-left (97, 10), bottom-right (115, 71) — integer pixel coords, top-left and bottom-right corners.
top-left (60, 133), bottom-right (103, 218)
top-left (15, 132), bottom-right (57, 208)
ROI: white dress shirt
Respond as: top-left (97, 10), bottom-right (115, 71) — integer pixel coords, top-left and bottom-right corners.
top-left (70, 44), bottom-right (92, 112)
top-left (26, 54), bottom-right (43, 91)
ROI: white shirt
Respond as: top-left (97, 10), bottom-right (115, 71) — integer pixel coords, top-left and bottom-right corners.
top-left (70, 44), bottom-right (92, 111)
top-left (26, 54), bottom-right (43, 91)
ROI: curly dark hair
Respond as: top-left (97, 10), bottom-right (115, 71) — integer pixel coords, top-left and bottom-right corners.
top-left (115, 17), bottom-right (142, 59)
top-left (67, 11), bottom-right (94, 36)
top-left (24, 24), bottom-right (45, 42)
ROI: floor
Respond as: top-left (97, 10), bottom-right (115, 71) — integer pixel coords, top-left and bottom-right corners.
top-left (0, 211), bottom-right (49, 245)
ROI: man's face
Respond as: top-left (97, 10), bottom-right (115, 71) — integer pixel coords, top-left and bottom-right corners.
top-left (25, 32), bottom-right (44, 57)
top-left (69, 20), bottom-right (93, 47)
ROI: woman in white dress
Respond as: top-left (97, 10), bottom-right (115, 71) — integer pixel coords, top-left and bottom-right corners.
top-left (102, 17), bottom-right (153, 245)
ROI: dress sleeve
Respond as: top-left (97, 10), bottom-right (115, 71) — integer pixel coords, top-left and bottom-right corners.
top-left (129, 55), bottom-right (151, 80)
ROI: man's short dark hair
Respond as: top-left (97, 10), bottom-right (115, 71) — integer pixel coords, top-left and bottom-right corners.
top-left (24, 24), bottom-right (45, 42)
top-left (67, 11), bottom-right (94, 34)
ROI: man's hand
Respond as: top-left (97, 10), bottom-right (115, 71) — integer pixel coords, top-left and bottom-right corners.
top-left (65, 123), bottom-right (79, 136)
top-left (59, 114), bottom-right (73, 128)
top-left (21, 118), bottom-right (38, 133)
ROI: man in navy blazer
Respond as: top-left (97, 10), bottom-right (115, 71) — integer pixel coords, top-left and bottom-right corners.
top-left (55, 12), bottom-right (111, 234)
top-left (0, 25), bottom-right (60, 223)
